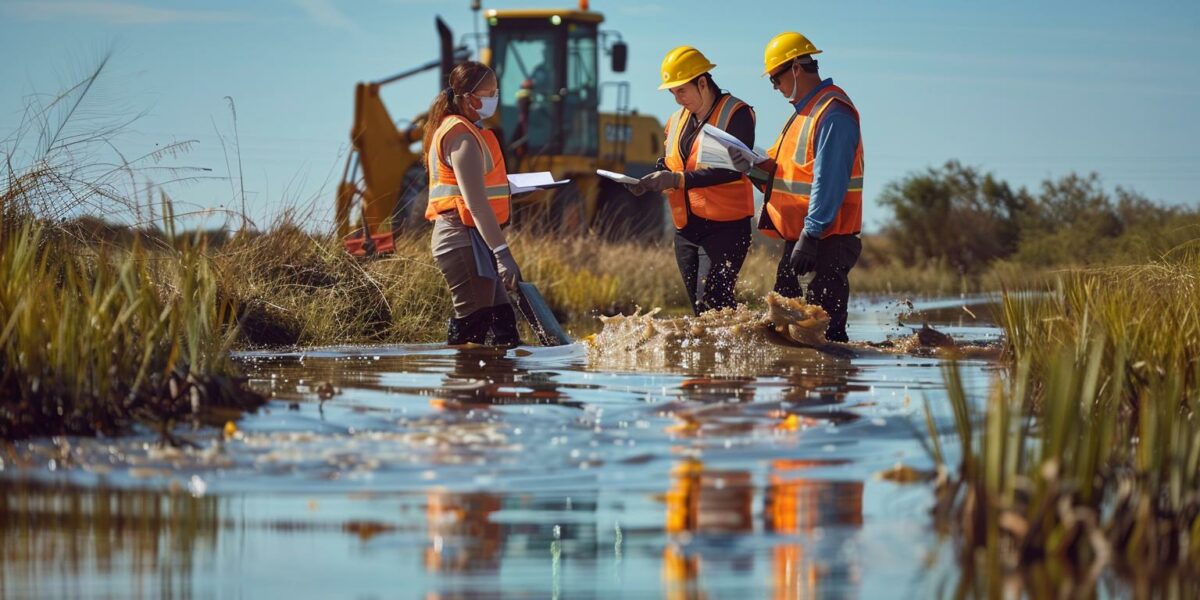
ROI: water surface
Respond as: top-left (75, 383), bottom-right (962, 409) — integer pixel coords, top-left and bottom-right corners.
top-left (1, 296), bottom-right (1002, 598)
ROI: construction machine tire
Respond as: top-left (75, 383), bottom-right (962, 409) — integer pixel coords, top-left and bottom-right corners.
top-left (512, 182), bottom-right (586, 236)
top-left (550, 182), bottom-right (587, 237)
top-left (390, 164), bottom-right (430, 234)
top-left (593, 179), bottom-right (667, 242)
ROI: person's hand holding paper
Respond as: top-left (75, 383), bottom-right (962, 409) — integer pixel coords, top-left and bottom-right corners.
top-left (697, 124), bottom-right (768, 171)
top-left (639, 170), bottom-right (680, 193)
top-left (727, 146), bottom-right (775, 174)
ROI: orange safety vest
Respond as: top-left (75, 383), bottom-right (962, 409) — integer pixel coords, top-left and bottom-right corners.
top-left (663, 95), bottom-right (755, 229)
top-left (760, 84), bottom-right (864, 241)
top-left (424, 115), bottom-right (511, 228)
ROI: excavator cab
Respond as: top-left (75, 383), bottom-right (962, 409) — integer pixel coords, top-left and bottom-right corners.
top-left (488, 10), bottom-right (604, 164)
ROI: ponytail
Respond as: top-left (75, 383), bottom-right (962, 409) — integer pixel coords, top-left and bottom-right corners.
top-left (421, 61), bottom-right (495, 169)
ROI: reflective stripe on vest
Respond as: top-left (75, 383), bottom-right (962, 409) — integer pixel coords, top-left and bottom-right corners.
top-left (761, 84), bottom-right (864, 241)
top-left (424, 115), bottom-right (511, 228)
top-left (662, 94), bottom-right (755, 229)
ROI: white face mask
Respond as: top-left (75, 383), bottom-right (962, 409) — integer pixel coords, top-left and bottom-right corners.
top-left (476, 95), bottom-right (499, 119)
top-left (787, 64), bottom-right (801, 102)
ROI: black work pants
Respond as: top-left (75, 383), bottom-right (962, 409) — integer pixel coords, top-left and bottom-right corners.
top-left (773, 234), bottom-right (862, 342)
top-left (675, 216), bottom-right (752, 315)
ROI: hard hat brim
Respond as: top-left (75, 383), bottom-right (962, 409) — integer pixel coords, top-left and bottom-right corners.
top-left (761, 49), bottom-right (822, 77)
top-left (657, 66), bottom-right (715, 91)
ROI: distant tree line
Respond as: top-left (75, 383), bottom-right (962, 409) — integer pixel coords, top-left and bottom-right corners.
top-left (876, 161), bottom-right (1200, 274)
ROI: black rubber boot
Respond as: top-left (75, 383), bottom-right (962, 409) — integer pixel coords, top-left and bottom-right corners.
top-left (447, 308), bottom-right (494, 345)
top-left (489, 304), bottom-right (523, 348)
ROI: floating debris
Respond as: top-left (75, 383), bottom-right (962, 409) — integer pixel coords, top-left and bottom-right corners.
top-left (873, 463), bottom-right (933, 483)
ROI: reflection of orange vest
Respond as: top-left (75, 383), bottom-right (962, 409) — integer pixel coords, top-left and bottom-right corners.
top-left (761, 84), bottom-right (864, 241)
top-left (663, 95), bottom-right (755, 229)
top-left (424, 115), bottom-right (511, 227)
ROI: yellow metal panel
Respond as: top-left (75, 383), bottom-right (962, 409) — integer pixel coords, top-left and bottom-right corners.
top-left (597, 112), bottom-right (666, 167)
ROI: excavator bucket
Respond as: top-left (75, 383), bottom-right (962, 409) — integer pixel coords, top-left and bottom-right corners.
top-left (341, 82), bottom-right (423, 255)
top-left (335, 181), bottom-right (356, 240)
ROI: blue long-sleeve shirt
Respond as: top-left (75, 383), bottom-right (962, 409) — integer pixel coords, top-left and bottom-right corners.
top-left (791, 79), bottom-right (860, 238)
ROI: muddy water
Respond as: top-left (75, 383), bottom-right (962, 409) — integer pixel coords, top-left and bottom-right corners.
top-left (1, 297), bottom-right (1002, 598)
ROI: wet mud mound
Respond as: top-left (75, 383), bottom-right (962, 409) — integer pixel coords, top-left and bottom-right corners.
top-left (586, 293), bottom-right (833, 374)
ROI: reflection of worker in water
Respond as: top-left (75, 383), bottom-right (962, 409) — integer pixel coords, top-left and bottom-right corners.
top-left (663, 460), bottom-right (755, 600)
top-left (660, 459), bottom-right (865, 599)
top-left (765, 460), bottom-right (864, 599)
top-left (428, 347), bottom-right (574, 410)
top-left (424, 490), bottom-right (504, 573)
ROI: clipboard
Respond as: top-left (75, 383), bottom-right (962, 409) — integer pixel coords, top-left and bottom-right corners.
top-left (596, 169), bottom-right (641, 185)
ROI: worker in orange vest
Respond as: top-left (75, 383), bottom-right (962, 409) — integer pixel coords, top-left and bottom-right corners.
top-left (423, 61), bottom-right (522, 346)
top-left (630, 46), bottom-right (756, 315)
top-left (729, 33), bottom-right (865, 342)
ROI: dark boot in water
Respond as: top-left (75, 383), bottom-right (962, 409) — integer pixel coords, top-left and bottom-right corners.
top-left (447, 308), bottom-right (494, 345)
top-left (489, 304), bottom-right (523, 348)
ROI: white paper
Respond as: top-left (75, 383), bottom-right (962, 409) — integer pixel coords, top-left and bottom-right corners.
top-left (696, 123), bottom-right (769, 170)
top-left (595, 169), bottom-right (641, 185)
top-left (507, 172), bottom-right (571, 195)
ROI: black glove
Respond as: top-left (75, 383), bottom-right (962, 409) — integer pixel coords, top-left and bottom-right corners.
top-left (624, 182), bottom-right (647, 196)
top-left (788, 232), bottom-right (820, 276)
top-left (494, 246), bottom-right (522, 290)
top-left (727, 146), bottom-right (753, 173)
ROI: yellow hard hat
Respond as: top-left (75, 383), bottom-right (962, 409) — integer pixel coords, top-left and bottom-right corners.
top-left (658, 46), bottom-right (716, 90)
top-left (762, 32), bottom-right (822, 77)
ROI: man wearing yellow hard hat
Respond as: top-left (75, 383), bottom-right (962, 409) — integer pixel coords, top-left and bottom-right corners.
top-left (728, 32), bottom-right (865, 342)
top-left (632, 46), bottom-right (757, 315)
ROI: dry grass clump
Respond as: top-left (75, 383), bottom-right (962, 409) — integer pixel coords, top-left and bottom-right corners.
top-left (191, 228), bottom-right (1040, 348)
top-left (515, 234), bottom-right (683, 317)
top-left (211, 223), bottom-right (450, 346)
top-left (0, 215), bottom-right (264, 439)
top-left (927, 246), bottom-right (1200, 594)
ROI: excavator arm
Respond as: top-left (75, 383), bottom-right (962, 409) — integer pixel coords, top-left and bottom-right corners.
top-left (338, 18), bottom-right (469, 256)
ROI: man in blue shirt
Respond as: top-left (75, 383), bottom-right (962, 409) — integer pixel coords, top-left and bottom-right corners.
top-left (730, 32), bottom-right (865, 342)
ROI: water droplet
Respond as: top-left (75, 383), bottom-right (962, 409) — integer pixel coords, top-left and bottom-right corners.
top-left (188, 475), bottom-right (207, 497)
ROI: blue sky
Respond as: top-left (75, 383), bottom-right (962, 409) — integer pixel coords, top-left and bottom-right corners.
top-left (2, 0), bottom-right (1198, 231)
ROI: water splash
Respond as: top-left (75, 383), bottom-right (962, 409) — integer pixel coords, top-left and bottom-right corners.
top-left (586, 294), bottom-right (831, 374)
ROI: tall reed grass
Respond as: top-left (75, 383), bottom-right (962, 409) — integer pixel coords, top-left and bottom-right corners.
top-left (928, 245), bottom-right (1200, 593)
top-left (0, 209), bottom-right (264, 438)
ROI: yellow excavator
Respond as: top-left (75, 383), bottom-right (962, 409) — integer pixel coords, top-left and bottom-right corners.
top-left (336, 1), bottom-right (667, 256)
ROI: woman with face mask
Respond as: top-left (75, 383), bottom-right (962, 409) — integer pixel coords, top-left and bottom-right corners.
top-left (631, 46), bottom-right (756, 315)
top-left (423, 61), bottom-right (522, 346)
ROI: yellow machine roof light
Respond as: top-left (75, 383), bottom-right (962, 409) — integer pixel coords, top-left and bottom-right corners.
top-left (486, 9), bottom-right (604, 24)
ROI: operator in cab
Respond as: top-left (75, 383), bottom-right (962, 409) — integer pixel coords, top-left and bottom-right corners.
top-left (631, 46), bottom-right (756, 315)
top-left (423, 61), bottom-right (522, 347)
